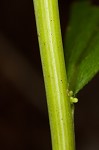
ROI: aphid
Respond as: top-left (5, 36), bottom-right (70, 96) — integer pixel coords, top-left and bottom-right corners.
top-left (67, 90), bottom-right (78, 104)
top-left (70, 97), bottom-right (78, 104)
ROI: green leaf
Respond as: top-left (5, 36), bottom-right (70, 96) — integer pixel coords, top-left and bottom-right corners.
top-left (64, 2), bottom-right (99, 94)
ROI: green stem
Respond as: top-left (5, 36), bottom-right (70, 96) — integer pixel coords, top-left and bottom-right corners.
top-left (33, 0), bottom-right (75, 150)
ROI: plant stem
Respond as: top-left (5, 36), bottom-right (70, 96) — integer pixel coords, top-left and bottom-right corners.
top-left (33, 0), bottom-right (75, 150)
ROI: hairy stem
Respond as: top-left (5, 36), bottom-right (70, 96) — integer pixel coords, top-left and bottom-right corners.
top-left (33, 0), bottom-right (75, 150)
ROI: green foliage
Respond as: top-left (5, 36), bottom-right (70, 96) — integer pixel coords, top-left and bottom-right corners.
top-left (64, 1), bottom-right (99, 94)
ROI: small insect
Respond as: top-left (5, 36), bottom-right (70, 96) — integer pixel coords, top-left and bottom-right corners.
top-left (70, 97), bottom-right (78, 104)
top-left (67, 90), bottom-right (78, 117)
top-left (67, 90), bottom-right (78, 104)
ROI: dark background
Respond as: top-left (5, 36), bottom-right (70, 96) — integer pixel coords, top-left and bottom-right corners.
top-left (0, 0), bottom-right (99, 149)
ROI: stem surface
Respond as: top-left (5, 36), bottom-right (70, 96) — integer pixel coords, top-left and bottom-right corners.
top-left (33, 0), bottom-right (75, 150)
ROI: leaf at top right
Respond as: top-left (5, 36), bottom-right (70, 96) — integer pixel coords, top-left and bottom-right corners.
top-left (64, 1), bottom-right (99, 95)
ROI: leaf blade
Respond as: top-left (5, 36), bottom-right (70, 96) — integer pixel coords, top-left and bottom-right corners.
top-left (64, 2), bottom-right (99, 94)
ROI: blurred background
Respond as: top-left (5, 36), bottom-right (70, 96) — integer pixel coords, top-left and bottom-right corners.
top-left (0, 0), bottom-right (99, 149)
